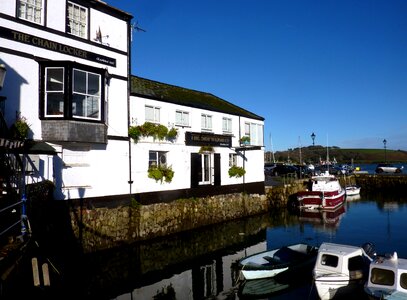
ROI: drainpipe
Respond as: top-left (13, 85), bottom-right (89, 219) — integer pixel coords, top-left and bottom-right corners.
top-left (127, 20), bottom-right (133, 199)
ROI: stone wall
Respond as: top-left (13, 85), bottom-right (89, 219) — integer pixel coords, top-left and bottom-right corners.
top-left (71, 192), bottom-right (276, 252)
top-left (71, 175), bottom-right (391, 253)
top-left (355, 174), bottom-right (407, 193)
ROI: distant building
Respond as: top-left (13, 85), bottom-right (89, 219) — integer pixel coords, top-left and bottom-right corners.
top-left (0, 0), bottom-right (265, 205)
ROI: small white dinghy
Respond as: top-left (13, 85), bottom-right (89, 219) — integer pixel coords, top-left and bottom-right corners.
top-left (345, 185), bottom-right (361, 196)
top-left (237, 243), bottom-right (318, 280)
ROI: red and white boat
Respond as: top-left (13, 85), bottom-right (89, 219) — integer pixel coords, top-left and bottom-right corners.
top-left (296, 171), bottom-right (345, 210)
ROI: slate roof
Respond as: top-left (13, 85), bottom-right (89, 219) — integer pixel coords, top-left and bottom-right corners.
top-left (130, 76), bottom-right (264, 121)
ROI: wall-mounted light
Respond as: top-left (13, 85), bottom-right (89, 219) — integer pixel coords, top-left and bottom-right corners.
top-left (0, 64), bottom-right (7, 90)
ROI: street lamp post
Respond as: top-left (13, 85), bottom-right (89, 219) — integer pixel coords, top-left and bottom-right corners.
top-left (311, 132), bottom-right (316, 146)
top-left (383, 139), bottom-right (387, 163)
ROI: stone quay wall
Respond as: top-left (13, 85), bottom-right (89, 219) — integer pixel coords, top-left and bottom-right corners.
top-left (70, 174), bottom-right (406, 253)
top-left (71, 181), bottom-right (309, 252)
top-left (354, 174), bottom-right (407, 193)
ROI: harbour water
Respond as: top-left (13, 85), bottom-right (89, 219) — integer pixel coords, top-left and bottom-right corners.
top-left (118, 192), bottom-right (407, 300)
top-left (4, 190), bottom-right (407, 300)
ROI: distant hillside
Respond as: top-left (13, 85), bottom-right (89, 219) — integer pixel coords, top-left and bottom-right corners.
top-left (265, 146), bottom-right (407, 164)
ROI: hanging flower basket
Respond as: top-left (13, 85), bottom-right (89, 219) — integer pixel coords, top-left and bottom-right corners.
top-left (148, 165), bottom-right (174, 183)
top-left (228, 165), bottom-right (246, 178)
top-left (129, 122), bottom-right (178, 143)
top-left (199, 145), bottom-right (214, 153)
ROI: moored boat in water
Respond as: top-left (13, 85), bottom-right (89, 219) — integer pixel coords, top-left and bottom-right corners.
top-left (237, 243), bottom-right (318, 281)
top-left (313, 242), bottom-right (376, 300)
top-left (364, 252), bottom-right (407, 299)
top-left (296, 171), bottom-right (346, 210)
top-left (346, 185), bottom-right (361, 196)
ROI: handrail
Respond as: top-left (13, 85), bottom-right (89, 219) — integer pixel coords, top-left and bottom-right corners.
top-left (0, 200), bottom-right (23, 214)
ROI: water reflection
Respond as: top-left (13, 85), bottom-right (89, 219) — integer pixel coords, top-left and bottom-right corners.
top-left (9, 194), bottom-right (407, 300)
top-left (297, 205), bottom-right (346, 234)
top-left (103, 195), bottom-right (407, 299)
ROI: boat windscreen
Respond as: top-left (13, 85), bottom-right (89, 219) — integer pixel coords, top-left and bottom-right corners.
top-left (370, 268), bottom-right (395, 286)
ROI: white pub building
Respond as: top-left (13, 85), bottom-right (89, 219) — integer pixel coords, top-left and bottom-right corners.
top-left (0, 0), bottom-right (265, 206)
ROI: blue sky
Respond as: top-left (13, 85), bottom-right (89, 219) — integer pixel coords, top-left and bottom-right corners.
top-left (107, 0), bottom-right (407, 152)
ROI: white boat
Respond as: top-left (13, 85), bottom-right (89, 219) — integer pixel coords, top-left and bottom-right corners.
top-left (237, 243), bottom-right (318, 280)
top-left (296, 171), bottom-right (346, 210)
top-left (313, 242), bottom-right (376, 300)
top-left (346, 194), bottom-right (361, 201)
top-left (345, 185), bottom-right (361, 196)
top-left (365, 252), bottom-right (407, 299)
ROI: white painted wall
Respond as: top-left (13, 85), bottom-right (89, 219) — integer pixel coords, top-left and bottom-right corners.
top-left (129, 95), bottom-right (265, 193)
top-left (0, 0), bottom-right (132, 200)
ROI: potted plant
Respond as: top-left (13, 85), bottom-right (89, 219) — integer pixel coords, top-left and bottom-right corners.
top-left (167, 127), bottom-right (178, 140)
top-left (11, 116), bottom-right (30, 140)
top-left (240, 136), bottom-right (250, 145)
top-left (228, 165), bottom-right (246, 178)
top-left (148, 165), bottom-right (174, 183)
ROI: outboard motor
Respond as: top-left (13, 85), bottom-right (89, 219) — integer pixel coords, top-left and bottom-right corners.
top-left (362, 242), bottom-right (376, 259)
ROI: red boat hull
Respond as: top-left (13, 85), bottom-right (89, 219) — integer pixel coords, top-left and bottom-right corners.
top-left (297, 190), bottom-right (346, 210)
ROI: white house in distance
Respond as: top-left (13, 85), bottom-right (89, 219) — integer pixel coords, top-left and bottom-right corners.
top-left (0, 0), bottom-right (265, 206)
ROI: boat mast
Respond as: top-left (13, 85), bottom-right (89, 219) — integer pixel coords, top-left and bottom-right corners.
top-left (326, 134), bottom-right (329, 173)
top-left (269, 132), bottom-right (275, 163)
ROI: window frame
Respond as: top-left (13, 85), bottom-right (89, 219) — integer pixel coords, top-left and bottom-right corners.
top-left (370, 268), bottom-right (395, 286)
top-left (72, 68), bottom-right (101, 120)
top-left (17, 0), bottom-right (44, 24)
top-left (222, 117), bottom-right (232, 133)
top-left (200, 153), bottom-right (211, 184)
top-left (229, 153), bottom-right (238, 167)
top-left (175, 110), bottom-right (190, 127)
top-left (40, 61), bottom-right (105, 123)
top-left (145, 105), bottom-right (160, 123)
top-left (45, 67), bottom-right (65, 118)
top-left (67, 1), bottom-right (88, 39)
top-left (244, 122), bottom-right (264, 146)
top-left (149, 150), bottom-right (167, 168)
top-left (201, 114), bottom-right (213, 131)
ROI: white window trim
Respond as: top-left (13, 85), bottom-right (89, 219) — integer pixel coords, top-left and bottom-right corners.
top-left (229, 153), bottom-right (238, 167)
top-left (45, 67), bottom-right (65, 118)
top-left (145, 105), bottom-right (161, 123)
top-left (72, 69), bottom-right (101, 121)
top-left (175, 110), bottom-right (190, 127)
top-left (67, 1), bottom-right (88, 39)
top-left (222, 117), bottom-right (232, 133)
top-left (199, 153), bottom-right (212, 185)
top-left (18, 0), bottom-right (43, 24)
top-left (201, 114), bottom-right (213, 131)
top-left (149, 151), bottom-right (167, 168)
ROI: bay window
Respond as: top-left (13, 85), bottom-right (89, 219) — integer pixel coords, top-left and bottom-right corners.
top-left (41, 62), bottom-right (105, 122)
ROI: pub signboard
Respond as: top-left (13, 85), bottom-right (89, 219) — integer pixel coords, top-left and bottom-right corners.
top-left (185, 132), bottom-right (232, 147)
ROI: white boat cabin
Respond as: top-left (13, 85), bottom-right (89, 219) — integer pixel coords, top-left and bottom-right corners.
top-left (365, 253), bottom-right (407, 299)
top-left (314, 243), bottom-right (369, 279)
top-left (313, 242), bottom-right (375, 300)
top-left (309, 172), bottom-right (342, 192)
